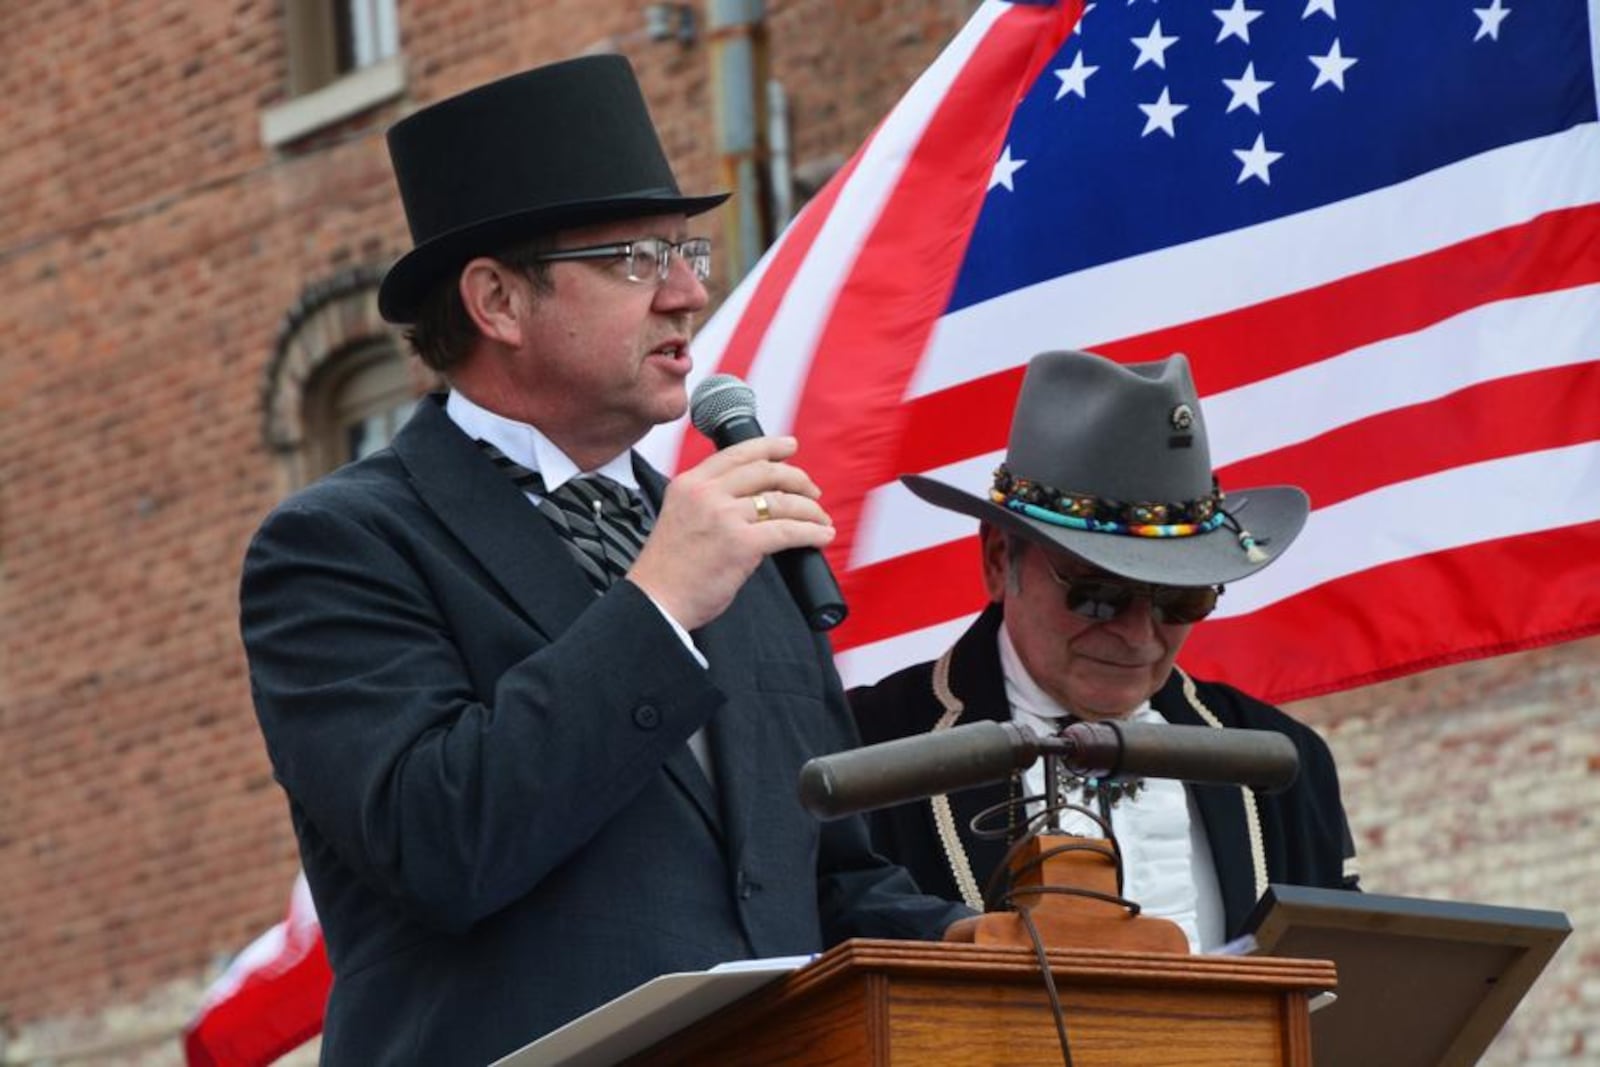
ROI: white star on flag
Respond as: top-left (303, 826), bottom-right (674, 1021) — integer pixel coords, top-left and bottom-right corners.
top-left (1213, 0), bottom-right (1263, 45)
top-left (1223, 62), bottom-right (1274, 114)
top-left (1303, 0), bottom-right (1336, 19)
top-left (1131, 19), bottom-right (1180, 70)
top-left (1310, 38), bottom-right (1358, 91)
top-left (1233, 132), bottom-right (1283, 184)
top-left (1138, 87), bottom-right (1188, 136)
top-left (988, 144), bottom-right (1027, 191)
top-left (1054, 52), bottom-right (1099, 99)
top-left (1474, 0), bottom-right (1512, 42)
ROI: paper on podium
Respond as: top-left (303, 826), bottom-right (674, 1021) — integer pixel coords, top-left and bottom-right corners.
top-left (490, 955), bottom-right (815, 1067)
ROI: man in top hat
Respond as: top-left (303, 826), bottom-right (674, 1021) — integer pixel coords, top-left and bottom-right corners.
top-left (850, 349), bottom-right (1360, 952)
top-left (240, 56), bottom-right (967, 1065)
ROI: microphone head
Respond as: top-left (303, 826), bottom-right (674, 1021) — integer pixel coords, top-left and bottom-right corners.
top-left (690, 374), bottom-right (758, 437)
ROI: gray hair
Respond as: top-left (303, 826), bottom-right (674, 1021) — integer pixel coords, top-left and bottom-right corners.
top-left (1003, 531), bottom-right (1030, 595)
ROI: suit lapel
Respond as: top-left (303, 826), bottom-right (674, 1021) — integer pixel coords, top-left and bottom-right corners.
top-left (395, 402), bottom-right (725, 836)
top-left (933, 606), bottom-right (1015, 905)
top-left (661, 745), bottom-right (722, 840)
top-left (391, 397), bottom-right (597, 643)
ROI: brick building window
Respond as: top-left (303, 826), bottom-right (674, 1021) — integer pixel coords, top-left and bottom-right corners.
top-left (305, 341), bottom-right (416, 475)
top-left (264, 267), bottom-right (437, 490)
top-left (261, 0), bottom-right (406, 148)
top-left (286, 0), bottom-right (400, 96)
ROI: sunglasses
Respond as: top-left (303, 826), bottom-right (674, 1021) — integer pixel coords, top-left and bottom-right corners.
top-left (1042, 560), bottom-right (1223, 625)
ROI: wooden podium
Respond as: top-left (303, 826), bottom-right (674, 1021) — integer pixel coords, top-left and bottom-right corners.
top-left (619, 834), bottom-right (1334, 1065)
top-left (619, 938), bottom-right (1334, 1066)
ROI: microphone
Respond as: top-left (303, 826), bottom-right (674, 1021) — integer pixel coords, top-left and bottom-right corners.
top-left (798, 719), bottom-right (1300, 820)
top-left (690, 374), bottom-right (849, 631)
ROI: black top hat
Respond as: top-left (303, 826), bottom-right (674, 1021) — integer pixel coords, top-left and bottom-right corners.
top-left (903, 350), bottom-right (1310, 587)
top-left (377, 55), bottom-right (729, 323)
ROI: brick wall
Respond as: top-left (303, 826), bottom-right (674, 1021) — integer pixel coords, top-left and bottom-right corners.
top-left (1, 1), bottom-right (1592, 1063)
top-left (1292, 634), bottom-right (1600, 1065)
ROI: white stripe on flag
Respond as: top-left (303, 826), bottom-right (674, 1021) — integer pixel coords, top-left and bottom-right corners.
top-left (854, 450), bottom-right (996, 568)
top-left (1205, 283), bottom-right (1600, 465)
top-left (854, 438), bottom-right (1600, 615)
top-left (1219, 440), bottom-right (1600, 617)
top-left (838, 612), bottom-right (981, 689)
top-left (909, 122), bottom-right (1600, 399)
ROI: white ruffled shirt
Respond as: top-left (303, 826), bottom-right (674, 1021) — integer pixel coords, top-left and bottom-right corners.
top-left (999, 625), bottom-right (1226, 951)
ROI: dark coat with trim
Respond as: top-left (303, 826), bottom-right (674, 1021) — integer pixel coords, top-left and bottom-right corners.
top-left (241, 397), bottom-right (967, 1066)
top-left (848, 605), bottom-right (1357, 940)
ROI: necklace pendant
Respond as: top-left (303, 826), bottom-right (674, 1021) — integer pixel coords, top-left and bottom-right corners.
top-left (1073, 775), bottom-right (1145, 809)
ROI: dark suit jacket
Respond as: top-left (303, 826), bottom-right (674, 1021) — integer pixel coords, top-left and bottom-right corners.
top-left (240, 397), bottom-right (967, 1065)
top-left (849, 605), bottom-right (1358, 940)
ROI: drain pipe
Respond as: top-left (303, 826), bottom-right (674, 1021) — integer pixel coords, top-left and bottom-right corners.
top-left (767, 77), bottom-right (794, 230)
top-left (707, 0), bottom-right (772, 283)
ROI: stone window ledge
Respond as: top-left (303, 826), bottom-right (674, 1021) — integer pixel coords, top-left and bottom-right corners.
top-left (261, 55), bottom-right (405, 149)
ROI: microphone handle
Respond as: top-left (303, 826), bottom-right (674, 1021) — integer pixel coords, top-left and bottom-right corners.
top-left (710, 415), bottom-right (848, 631)
top-left (798, 721), bottom-right (1038, 820)
top-left (1053, 721), bottom-right (1300, 793)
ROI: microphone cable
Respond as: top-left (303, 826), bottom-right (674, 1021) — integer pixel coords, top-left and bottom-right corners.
top-left (964, 791), bottom-right (1146, 1067)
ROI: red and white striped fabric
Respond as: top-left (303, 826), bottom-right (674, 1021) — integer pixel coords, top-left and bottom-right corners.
top-left (184, 872), bottom-right (329, 1067)
top-left (645, 0), bottom-right (1600, 704)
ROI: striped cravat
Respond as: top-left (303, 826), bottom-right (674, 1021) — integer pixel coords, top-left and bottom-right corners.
top-left (478, 441), bottom-right (652, 592)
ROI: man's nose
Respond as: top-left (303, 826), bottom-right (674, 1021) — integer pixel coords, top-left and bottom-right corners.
top-left (1098, 594), bottom-right (1160, 641)
top-left (653, 254), bottom-right (710, 312)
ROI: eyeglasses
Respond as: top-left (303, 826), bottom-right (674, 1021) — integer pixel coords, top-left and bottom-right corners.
top-left (1042, 560), bottom-right (1223, 625)
top-left (529, 237), bottom-right (712, 284)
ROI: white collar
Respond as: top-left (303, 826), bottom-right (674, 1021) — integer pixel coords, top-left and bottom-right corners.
top-left (444, 390), bottom-right (639, 493)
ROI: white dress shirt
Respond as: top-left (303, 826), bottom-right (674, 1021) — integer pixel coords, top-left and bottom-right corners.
top-left (998, 624), bottom-right (1226, 951)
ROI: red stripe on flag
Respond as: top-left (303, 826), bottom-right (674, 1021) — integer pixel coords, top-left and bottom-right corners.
top-left (184, 874), bottom-right (329, 1067)
top-left (784, 1), bottom-right (1080, 624)
top-left (1219, 361), bottom-right (1600, 511)
top-left (1108, 203), bottom-right (1600, 392)
top-left (840, 363), bottom-right (1600, 654)
top-left (839, 521), bottom-right (1600, 704)
top-left (839, 537), bottom-right (989, 649)
top-left (183, 933), bottom-right (329, 1067)
top-left (1180, 521), bottom-right (1600, 703)
top-left (890, 205), bottom-right (1600, 478)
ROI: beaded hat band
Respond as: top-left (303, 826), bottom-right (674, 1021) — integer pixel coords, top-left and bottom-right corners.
top-left (990, 464), bottom-right (1267, 562)
top-left (900, 350), bottom-right (1308, 587)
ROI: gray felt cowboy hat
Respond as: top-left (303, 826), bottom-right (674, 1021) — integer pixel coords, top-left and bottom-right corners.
top-left (378, 54), bottom-right (729, 323)
top-left (902, 350), bottom-right (1309, 587)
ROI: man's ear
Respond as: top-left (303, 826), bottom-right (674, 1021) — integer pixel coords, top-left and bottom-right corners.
top-left (459, 258), bottom-right (525, 347)
top-left (979, 523), bottom-right (1009, 603)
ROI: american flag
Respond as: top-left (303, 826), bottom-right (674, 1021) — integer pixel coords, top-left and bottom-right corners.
top-left (649, 0), bottom-right (1600, 703)
top-left (183, 872), bottom-right (329, 1067)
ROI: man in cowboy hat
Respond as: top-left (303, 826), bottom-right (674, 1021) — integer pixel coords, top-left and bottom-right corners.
top-left (240, 56), bottom-right (967, 1065)
top-left (850, 349), bottom-right (1359, 952)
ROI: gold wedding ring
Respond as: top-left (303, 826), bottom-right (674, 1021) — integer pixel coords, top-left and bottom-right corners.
top-left (752, 494), bottom-right (772, 522)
